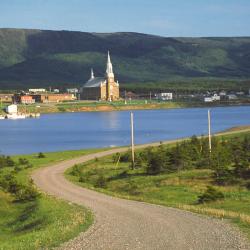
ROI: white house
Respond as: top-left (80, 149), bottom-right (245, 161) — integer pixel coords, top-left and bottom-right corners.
top-left (67, 88), bottom-right (78, 93)
top-left (155, 93), bottom-right (173, 100)
top-left (212, 94), bottom-right (220, 101)
top-left (219, 91), bottom-right (227, 96)
top-left (6, 104), bottom-right (18, 114)
top-left (204, 97), bottom-right (213, 102)
top-left (204, 94), bottom-right (220, 103)
top-left (227, 94), bottom-right (238, 100)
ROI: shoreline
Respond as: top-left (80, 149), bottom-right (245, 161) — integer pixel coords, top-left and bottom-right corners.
top-left (7, 100), bottom-right (250, 115)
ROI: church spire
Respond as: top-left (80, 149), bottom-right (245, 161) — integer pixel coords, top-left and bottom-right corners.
top-left (106, 51), bottom-right (114, 78)
top-left (90, 68), bottom-right (94, 79)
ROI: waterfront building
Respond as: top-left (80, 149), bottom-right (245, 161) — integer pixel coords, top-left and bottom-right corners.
top-left (0, 94), bottom-right (13, 103)
top-left (13, 94), bottom-right (35, 104)
top-left (227, 94), bottom-right (238, 100)
top-left (20, 95), bottom-right (35, 104)
top-left (28, 88), bottom-right (46, 93)
top-left (155, 93), bottom-right (173, 101)
top-left (80, 51), bottom-right (119, 101)
top-left (204, 94), bottom-right (221, 103)
top-left (33, 93), bottom-right (75, 103)
top-left (204, 97), bottom-right (213, 103)
top-left (67, 88), bottom-right (79, 93)
top-left (6, 104), bottom-right (17, 114)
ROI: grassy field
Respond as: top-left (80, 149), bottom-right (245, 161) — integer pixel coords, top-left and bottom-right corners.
top-left (14, 100), bottom-right (185, 114)
top-left (65, 131), bottom-right (250, 239)
top-left (0, 148), bottom-right (106, 250)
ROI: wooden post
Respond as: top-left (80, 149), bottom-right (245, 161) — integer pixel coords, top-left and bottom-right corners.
top-left (208, 109), bottom-right (212, 153)
top-left (130, 112), bottom-right (135, 169)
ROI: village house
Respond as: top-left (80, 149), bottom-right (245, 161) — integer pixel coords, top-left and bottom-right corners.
top-left (28, 88), bottom-right (46, 93)
top-left (13, 94), bottom-right (35, 104)
top-left (0, 94), bottom-right (13, 103)
top-left (13, 93), bottom-right (75, 104)
top-left (32, 93), bottom-right (75, 103)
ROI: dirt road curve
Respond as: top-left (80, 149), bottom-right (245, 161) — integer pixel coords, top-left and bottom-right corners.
top-left (32, 138), bottom-right (250, 250)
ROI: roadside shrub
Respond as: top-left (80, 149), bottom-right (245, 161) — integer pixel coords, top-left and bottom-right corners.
top-left (123, 181), bottom-right (141, 196)
top-left (25, 163), bottom-right (33, 169)
top-left (120, 151), bottom-right (131, 162)
top-left (79, 173), bottom-right (90, 183)
top-left (94, 174), bottom-right (107, 188)
top-left (0, 156), bottom-right (15, 168)
top-left (213, 168), bottom-right (236, 185)
top-left (197, 186), bottom-right (224, 204)
top-left (70, 164), bottom-right (81, 176)
top-left (0, 173), bottom-right (13, 190)
top-left (0, 174), bottom-right (39, 201)
top-left (6, 156), bottom-right (15, 167)
top-left (79, 175), bottom-right (85, 183)
top-left (18, 158), bottom-right (29, 165)
top-left (14, 180), bottom-right (40, 202)
top-left (7, 177), bottom-right (22, 195)
top-left (14, 165), bottom-right (22, 172)
top-left (146, 151), bottom-right (166, 175)
top-left (38, 152), bottom-right (45, 158)
top-left (134, 154), bottom-right (145, 169)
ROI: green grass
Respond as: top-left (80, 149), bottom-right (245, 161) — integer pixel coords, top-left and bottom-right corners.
top-left (0, 148), bottom-right (106, 250)
top-left (11, 99), bottom-right (250, 115)
top-left (0, 191), bottom-right (92, 250)
top-left (65, 132), bottom-right (250, 240)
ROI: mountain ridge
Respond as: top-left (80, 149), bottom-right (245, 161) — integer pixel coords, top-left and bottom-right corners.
top-left (0, 28), bottom-right (249, 90)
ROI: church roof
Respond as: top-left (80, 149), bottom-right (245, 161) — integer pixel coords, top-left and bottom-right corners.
top-left (82, 77), bottom-right (105, 88)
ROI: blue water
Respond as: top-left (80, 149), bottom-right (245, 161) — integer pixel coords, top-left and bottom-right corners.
top-left (0, 106), bottom-right (250, 155)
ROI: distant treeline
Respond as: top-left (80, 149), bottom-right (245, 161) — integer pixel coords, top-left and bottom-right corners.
top-left (120, 79), bottom-right (250, 94)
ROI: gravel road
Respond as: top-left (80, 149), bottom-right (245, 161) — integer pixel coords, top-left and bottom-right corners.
top-left (32, 138), bottom-right (250, 250)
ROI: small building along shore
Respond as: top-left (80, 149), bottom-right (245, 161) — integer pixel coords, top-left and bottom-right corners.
top-left (80, 51), bottom-right (119, 101)
top-left (13, 93), bottom-right (75, 104)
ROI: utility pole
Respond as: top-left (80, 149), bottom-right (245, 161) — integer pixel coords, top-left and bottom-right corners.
top-left (130, 112), bottom-right (135, 169)
top-left (208, 109), bottom-right (212, 153)
top-left (149, 91), bottom-right (152, 102)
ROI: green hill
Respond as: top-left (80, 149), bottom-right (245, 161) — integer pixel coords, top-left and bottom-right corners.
top-left (0, 28), bottom-right (250, 90)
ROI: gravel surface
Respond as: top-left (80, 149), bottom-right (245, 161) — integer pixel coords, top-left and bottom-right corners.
top-left (32, 141), bottom-right (250, 250)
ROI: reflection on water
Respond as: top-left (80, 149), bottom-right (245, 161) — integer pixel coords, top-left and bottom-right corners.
top-left (0, 106), bottom-right (250, 155)
top-left (100, 111), bottom-right (121, 130)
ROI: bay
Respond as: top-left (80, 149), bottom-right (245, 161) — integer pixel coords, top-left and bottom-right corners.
top-left (0, 106), bottom-right (250, 155)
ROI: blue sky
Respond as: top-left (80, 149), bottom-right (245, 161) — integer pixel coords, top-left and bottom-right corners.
top-left (0, 0), bottom-right (249, 37)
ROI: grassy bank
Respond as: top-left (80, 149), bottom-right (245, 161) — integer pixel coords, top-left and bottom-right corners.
top-left (0, 99), bottom-right (248, 115)
top-left (65, 130), bottom-right (250, 239)
top-left (14, 100), bottom-right (185, 114)
top-left (0, 148), bottom-right (105, 250)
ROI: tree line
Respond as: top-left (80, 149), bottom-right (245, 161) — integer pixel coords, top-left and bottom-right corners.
top-left (115, 134), bottom-right (250, 188)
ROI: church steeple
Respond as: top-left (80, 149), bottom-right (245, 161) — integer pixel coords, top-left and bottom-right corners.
top-left (90, 68), bottom-right (94, 79)
top-left (106, 51), bottom-right (114, 79)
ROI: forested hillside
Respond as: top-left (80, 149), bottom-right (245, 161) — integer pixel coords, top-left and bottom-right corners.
top-left (0, 28), bottom-right (250, 90)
